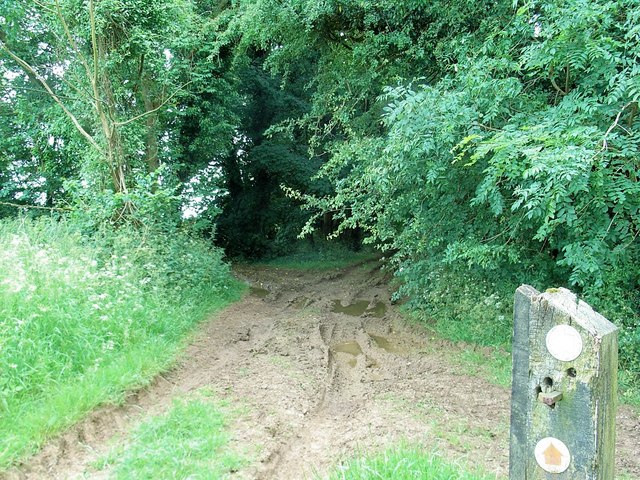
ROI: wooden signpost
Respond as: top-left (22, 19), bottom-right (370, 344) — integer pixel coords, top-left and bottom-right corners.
top-left (509, 286), bottom-right (618, 479)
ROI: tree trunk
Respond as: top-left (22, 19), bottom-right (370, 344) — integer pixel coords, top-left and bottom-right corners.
top-left (96, 36), bottom-right (128, 194)
top-left (141, 74), bottom-right (160, 173)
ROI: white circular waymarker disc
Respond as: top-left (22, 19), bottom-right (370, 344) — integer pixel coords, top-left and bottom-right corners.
top-left (535, 437), bottom-right (571, 473)
top-left (546, 324), bottom-right (583, 362)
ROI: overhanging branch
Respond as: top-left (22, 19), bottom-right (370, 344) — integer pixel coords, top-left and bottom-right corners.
top-left (115, 80), bottom-right (193, 127)
top-left (0, 42), bottom-right (103, 153)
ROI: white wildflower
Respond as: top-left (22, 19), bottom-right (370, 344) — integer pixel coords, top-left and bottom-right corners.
top-left (2, 277), bottom-right (24, 293)
top-left (35, 249), bottom-right (49, 265)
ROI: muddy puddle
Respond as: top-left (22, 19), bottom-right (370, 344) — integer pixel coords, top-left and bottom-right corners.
top-left (369, 333), bottom-right (403, 353)
top-left (331, 341), bottom-right (363, 368)
top-left (250, 286), bottom-right (269, 298)
top-left (331, 299), bottom-right (387, 317)
top-left (330, 335), bottom-right (405, 368)
top-left (292, 296), bottom-right (312, 309)
top-left (332, 341), bottom-right (363, 357)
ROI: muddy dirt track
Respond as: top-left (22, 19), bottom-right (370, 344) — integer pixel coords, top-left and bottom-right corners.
top-left (4, 260), bottom-right (640, 479)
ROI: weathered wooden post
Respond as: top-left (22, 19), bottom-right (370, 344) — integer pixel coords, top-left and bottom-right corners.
top-left (510, 286), bottom-right (618, 479)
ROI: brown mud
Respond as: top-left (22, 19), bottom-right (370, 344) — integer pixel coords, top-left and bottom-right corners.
top-left (3, 261), bottom-right (639, 479)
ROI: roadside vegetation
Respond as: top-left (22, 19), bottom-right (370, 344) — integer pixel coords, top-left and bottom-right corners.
top-left (0, 217), bottom-right (242, 468)
top-left (412, 269), bottom-right (640, 406)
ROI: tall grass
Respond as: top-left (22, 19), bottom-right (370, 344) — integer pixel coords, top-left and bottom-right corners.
top-left (0, 217), bottom-right (243, 469)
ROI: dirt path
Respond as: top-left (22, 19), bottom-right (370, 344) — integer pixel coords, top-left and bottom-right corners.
top-left (4, 261), bottom-right (640, 479)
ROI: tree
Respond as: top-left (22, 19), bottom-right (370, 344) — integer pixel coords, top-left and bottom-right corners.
top-left (212, 56), bottom-right (317, 257)
top-left (0, 0), bottom-right (237, 222)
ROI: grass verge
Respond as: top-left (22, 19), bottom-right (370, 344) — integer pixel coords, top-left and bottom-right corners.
top-left (326, 446), bottom-right (497, 480)
top-left (96, 391), bottom-right (243, 478)
top-left (0, 217), bottom-right (244, 469)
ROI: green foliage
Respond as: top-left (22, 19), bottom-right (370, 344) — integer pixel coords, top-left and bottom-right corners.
top-left (228, 0), bottom-right (509, 138)
top-left (326, 446), bottom-right (496, 480)
top-left (98, 394), bottom-right (243, 479)
top-left (216, 0), bottom-right (514, 257)
top-left (0, 216), bottom-right (242, 468)
top-left (0, 0), bottom-right (239, 219)
top-left (213, 58), bottom-right (320, 258)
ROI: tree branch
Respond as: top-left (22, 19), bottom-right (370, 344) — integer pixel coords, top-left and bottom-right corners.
top-left (602, 102), bottom-right (631, 150)
top-left (31, 0), bottom-right (57, 15)
top-left (53, 0), bottom-right (98, 105)
top-left (90, 0), bottom-right (99, 90)
top-left (115, 80), bottom-right (193, 127)
top-left (549, 65), bottom-right (568, 95)
top-left (0, 41), bottom-right (103, 153)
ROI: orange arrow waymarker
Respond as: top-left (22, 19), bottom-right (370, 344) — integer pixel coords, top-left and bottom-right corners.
top-left (534, 437), bottom-right (571, 473)
top-left (543, 442), bottom-right (563, 466)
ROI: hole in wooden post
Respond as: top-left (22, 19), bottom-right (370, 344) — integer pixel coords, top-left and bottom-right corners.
top-left (543, 377), bottom-right (553, 388)
top-left (535, 385), bottom-right (542, 396)
top-left (567, 367), bottom-right (577, 378)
